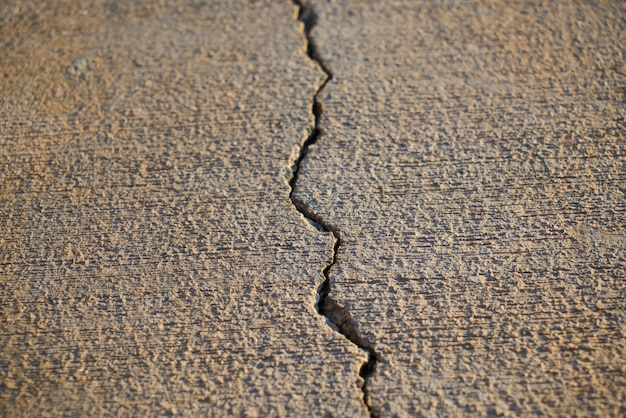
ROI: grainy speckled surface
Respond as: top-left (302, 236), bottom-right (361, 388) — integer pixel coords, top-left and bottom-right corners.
top-left (2, 0), bottom-right (626, 417)
top-left (0, 1), bottom-right (369, 416)
top-left (295, 0), bottom-right (626, 416)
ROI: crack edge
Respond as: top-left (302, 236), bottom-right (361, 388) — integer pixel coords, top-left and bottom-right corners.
top-left (289, 2), bottom-right (379, 416)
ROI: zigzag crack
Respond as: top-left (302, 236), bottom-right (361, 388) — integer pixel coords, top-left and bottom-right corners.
top-left (289, 2), bottom-right (378, 416)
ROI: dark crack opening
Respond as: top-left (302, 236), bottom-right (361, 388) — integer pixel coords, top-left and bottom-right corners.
top-left (289, 1), bottom-right (378, 416)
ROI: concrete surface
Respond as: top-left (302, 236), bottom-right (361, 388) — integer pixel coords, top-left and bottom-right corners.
top-left (295, 0), bottom-right (626, 416)
top-left (1, 0), bottom-right (625, 417)
top-left (0, 1), bottom-right (367, 416)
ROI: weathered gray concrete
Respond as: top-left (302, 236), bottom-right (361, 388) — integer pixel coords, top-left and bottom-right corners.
top-left (295, 0), bottom-right (626, 416)
top-left (0, 1), bottom-right (368, 416)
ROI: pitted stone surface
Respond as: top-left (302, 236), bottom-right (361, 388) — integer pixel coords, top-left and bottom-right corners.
top-left (0, 1), bottom-right (368, 416)
top-left (2, 0), bottom-right (625, 416)
top-left (295, 1), bottom-right (626, 416)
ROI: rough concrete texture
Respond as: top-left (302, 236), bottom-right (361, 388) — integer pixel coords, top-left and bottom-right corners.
top-left (294, 0), bottom-right (626, 416)
top-left (0, 1), bottom-right (369, 416)
top-left (1, 0), bottom-right (625, 417)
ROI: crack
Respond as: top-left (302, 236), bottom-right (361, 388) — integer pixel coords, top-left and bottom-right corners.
top-left (289, 1), bottom-right (378, 416)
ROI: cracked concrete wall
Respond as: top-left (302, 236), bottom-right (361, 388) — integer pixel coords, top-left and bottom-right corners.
top-left (295, 0), bottom-right (626, 416)
top-left (0, 1), bottom-right (368, 416)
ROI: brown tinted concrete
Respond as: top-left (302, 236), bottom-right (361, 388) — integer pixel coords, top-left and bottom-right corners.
top-left (295, 0), bottom-right (625, 416)
top-left (1, 0), bottom-right (625, 417)
top-left (0, 1), bottom-right (368, 416)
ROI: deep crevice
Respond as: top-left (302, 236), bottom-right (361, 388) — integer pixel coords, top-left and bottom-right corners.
top-left (289, 2), bottom-right (378, 416)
